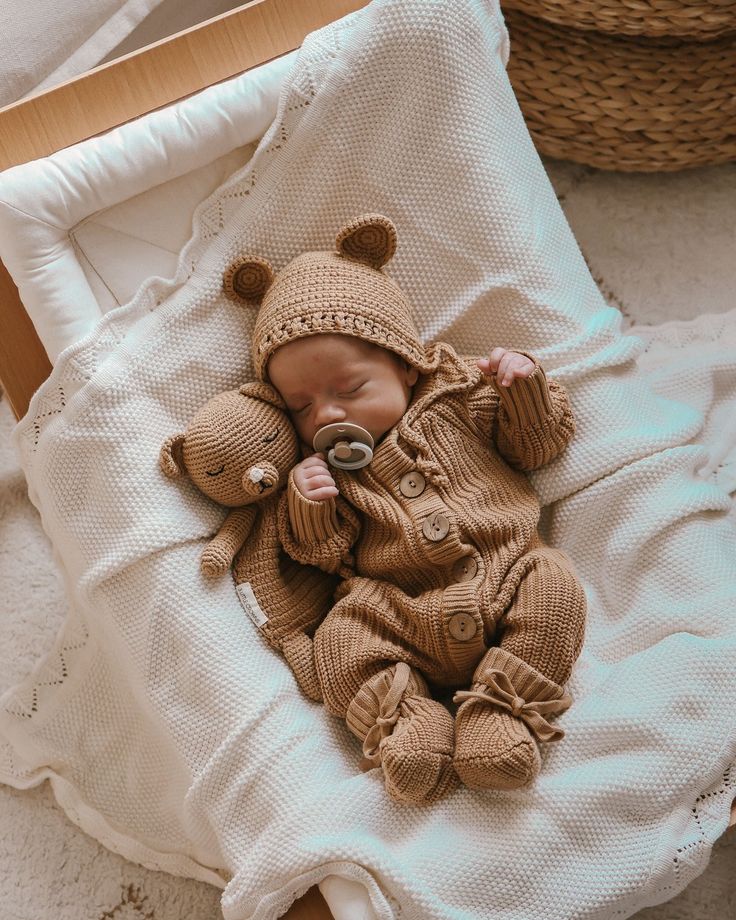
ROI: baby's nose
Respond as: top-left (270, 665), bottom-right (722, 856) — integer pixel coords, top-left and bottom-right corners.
top-left (313, 401), bottom-right (347, 427)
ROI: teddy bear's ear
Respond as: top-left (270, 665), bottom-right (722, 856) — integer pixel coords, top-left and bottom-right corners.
top-left (223, 255), bottom-right (275, 305)
top-left (239, 380), bottom-right (286, 410)
top-left (159, 434), bottom-right (188, 479)
top-left (336, 214), bottom-right (397, 269)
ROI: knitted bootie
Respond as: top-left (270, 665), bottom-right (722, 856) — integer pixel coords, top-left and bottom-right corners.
top-left (346, 662), bottom-right (459, 805)
top-left (453, 648), bottom-right (571, 790)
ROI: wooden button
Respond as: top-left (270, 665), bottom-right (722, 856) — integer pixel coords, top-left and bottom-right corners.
top-left (422, 512), bottom-right (450, 542)
top-left (399, 471), bottom-right (426, 498)
top-left (451, 556), bottom-right (478, 582)
top-left (448, 613), bottom-right (477, 642)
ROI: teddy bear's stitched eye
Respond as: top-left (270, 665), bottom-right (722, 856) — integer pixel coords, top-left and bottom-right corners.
top-left (262, 428), bottom-right (280, 444)
top-left (206, 465), bottom-right (225, 477)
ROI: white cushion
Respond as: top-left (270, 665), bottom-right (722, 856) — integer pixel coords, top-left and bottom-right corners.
top-left (0, 51), bottom-right (294, 363)
top-left (71, 146), bottom-right (255, 314)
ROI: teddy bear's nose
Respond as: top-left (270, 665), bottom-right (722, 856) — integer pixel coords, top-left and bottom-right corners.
top-left (244, 463), bottom-right (279, 497)
top-left (250, 467), bottom-right (272, 487)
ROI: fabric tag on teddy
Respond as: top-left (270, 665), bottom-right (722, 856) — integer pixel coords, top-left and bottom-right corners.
top-left (236, 582), bottom-right (269, 628)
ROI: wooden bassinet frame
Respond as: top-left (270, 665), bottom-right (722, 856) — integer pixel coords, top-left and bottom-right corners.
top-left (0, 1), bottom-right (732, 914)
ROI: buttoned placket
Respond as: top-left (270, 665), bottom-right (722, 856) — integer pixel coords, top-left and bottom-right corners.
top-left (394, 463), bottom-right (485, 673)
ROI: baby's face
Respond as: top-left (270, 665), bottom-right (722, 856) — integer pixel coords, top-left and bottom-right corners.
top-left (267, 334), bottom-right (419, 449)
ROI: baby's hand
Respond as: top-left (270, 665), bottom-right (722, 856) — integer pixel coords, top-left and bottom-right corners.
top-left (293, 454), bottom-right (339, 502)
top-left (477, 348), bottom-right (535, 387)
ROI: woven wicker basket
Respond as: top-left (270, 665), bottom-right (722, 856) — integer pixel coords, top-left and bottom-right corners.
top-left (503, 0), bottom-right (736, 41)
top-left (504, 7), bottom-right (736, 171)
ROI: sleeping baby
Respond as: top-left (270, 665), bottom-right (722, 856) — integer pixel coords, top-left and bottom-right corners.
top-left (225, 214), bottom-right (586, 805)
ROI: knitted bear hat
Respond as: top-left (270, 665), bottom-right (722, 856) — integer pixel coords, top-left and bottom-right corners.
top-left (223, 214), bottom-right (437, 380)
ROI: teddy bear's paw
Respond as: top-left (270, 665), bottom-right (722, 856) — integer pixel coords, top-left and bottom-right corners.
top-left (281, 632), bottom-right (323, 702)
top-left (200, 545), bottom-right (232, 577)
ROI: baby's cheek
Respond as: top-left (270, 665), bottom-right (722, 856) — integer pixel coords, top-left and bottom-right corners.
top-left (290, 413), bottom-right (313, 446)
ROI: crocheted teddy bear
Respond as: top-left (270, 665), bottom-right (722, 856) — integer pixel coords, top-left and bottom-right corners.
top-left (159, 381), bottom-right (335, 700)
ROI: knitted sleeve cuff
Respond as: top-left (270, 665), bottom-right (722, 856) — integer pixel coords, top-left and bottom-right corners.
top-left (490, 352), bottom-right (577, 470)
top-left (287, 469), bottom-right (342, 544)
top-left (489, 352), bottom-right (553, 429)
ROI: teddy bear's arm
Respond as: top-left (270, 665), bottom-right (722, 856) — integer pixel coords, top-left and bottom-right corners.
top-left (201, 505), bottom-right (258, 576)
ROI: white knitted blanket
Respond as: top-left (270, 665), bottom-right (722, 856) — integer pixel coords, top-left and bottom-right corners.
top-left (2, 1), bottom-right (735, 918)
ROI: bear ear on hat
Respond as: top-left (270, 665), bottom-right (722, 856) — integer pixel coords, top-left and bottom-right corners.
top-left (223, 255), bottom-right (275, 305)
top-left (239, 380), bottom-right (287, 410)
top-left (336, 214), bottom-right (397, 269)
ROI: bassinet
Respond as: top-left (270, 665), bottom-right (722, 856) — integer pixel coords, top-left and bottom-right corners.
top-left (2, 0), bottom-right (734, 917)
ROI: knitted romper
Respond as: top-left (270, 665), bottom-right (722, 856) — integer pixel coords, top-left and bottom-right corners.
top-left (278, 347), bottom-right (586, 716)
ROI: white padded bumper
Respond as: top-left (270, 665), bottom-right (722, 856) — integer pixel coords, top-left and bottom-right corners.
top-left (0, 52), bottom-right (294, 364)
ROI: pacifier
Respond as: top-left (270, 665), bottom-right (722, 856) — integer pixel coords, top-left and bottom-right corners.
top-left (312, 422), bottom-right (375, 470)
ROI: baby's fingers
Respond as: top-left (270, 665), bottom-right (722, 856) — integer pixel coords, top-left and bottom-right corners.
top-left (498, 353), bottom-right (534, 387)
top-left (496, 352), bottom-right (515, 385)
top-left (477, 347), bottom-right (508, 376)
top-left (305, 470), bottom-right (337, 488)
top-left (304, 471), bottom-right (339, 500)
top-left (306, 483), bottom-right (340, 501)
top-left (301, 464), bottom-right (338, 501)
top-left (301, 453), bottom-right (331, 472)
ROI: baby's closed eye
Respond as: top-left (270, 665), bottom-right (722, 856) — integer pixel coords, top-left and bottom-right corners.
top-left (339, 382), bottom-right (366, 397)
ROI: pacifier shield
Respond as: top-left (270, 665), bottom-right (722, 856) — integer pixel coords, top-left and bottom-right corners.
top-left (313, 423), bottom-right (375, 470)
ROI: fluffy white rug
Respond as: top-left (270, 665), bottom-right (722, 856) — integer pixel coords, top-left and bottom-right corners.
top-left (1, 155), bottom-right (734, 919)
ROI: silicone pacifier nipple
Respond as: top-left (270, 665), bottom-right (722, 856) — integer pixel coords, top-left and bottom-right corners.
top-left (313, 423), bottom-right (375, 470)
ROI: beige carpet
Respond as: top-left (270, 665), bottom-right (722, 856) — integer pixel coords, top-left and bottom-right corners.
top-left (1, 155), bottom-right (735, 918)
